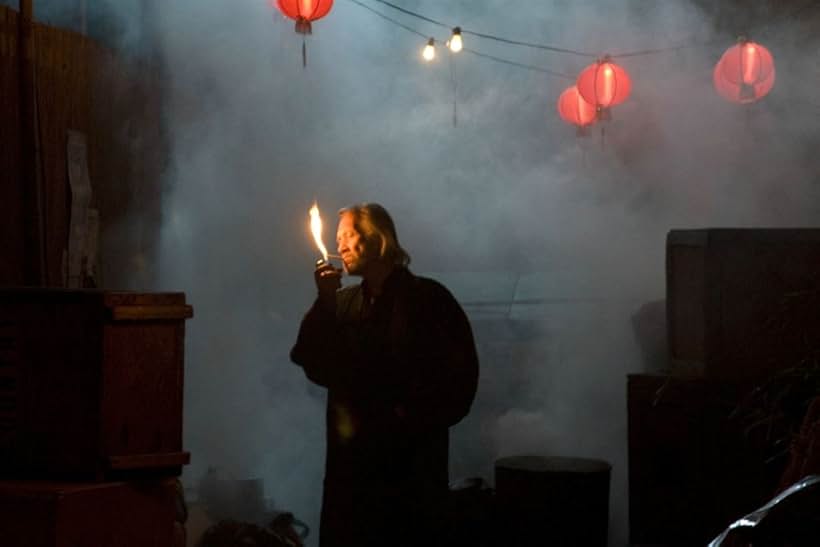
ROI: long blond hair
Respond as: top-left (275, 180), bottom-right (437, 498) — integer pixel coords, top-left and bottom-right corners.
top-left (339, 203), bottom-right (411, 266)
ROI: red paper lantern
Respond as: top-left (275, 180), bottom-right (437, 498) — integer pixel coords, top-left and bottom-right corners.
top-left (275, 0), bottom-right (333, 34)
top-left (557, 85), bottom-right (596, 136)
top-left (713, 58), bottom-right (775, 104)
top-left (576, 57), bottom-right (631, 119)
top-left (719, 40), bottom-right (774, 87)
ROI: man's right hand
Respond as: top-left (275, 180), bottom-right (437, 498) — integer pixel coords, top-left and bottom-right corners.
top-left (314, 261), bottom-right (342, 312)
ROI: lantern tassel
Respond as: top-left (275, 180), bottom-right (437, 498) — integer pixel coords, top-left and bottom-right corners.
top-left (578, 139), bottom-right (588, 168)
top-left (302, 35), bottom-right (307, 68)
top-left (739, 82), bottom-right (755, 101)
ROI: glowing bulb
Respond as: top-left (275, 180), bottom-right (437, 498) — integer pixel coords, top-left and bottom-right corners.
top-left (422, 38), bottom-right (435, 61)
top-left (448, 27), bottom-right (463, 53)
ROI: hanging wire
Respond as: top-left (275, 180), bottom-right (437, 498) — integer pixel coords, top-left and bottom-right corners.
top-left (344, 0), bottom-right (575, 79)
top-left (611, 42), bottom-right (708, 59)
top-left (463, 48), bottom-right (574, 80)
top-left (372, 0), bottom-right (596, 56)
top-left (370, 0), bottom-right (451, 29)
top-left (345, 0), bottom-right (427, 38)
top-left (344, 0), bottom-right (820, 83)
top-left (370, 0), bottom-right (710, 59)
top-left (461, 29), bottom-right (596, 57)
top-left (365, 0), bottom-right (820, 61)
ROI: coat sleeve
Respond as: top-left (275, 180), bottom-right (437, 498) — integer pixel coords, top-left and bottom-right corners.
top-left (396, 282), bottom-right (479, 430)
top-left (290, 298), bottom-right (355, 389)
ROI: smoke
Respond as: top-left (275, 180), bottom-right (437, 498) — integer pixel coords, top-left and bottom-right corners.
top-left (38, 0), bottom-right (820, 544)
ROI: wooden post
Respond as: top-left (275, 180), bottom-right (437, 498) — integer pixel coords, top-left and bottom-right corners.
top-left (18, 0), bottom-right (44, 286)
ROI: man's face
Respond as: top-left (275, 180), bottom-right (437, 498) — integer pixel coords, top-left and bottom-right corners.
top-left (336, 212), bottom-right (373, 275)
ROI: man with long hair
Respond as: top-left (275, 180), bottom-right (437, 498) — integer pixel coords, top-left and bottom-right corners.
top-left (291, 203), bottom-right (479, 547)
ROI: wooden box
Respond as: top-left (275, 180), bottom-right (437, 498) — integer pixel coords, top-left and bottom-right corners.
top-left (0, 289), bottom-right (192, 479)
top-left (0, 479), bottom-right (177, 547)
top-left (666, 229), bottom-right (820, 380)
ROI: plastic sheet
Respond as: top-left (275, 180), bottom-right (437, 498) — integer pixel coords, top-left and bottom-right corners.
top-left (709, 475), bottom-right (820, 547)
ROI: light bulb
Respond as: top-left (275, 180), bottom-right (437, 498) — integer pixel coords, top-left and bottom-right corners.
top-left (449, 27), bottom-right (463, 53)
top-left (422, 38), bottom-right (435, 61)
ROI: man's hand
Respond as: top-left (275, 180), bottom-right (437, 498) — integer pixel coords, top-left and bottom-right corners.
top-left (314, 261), bottom-right (342, 312)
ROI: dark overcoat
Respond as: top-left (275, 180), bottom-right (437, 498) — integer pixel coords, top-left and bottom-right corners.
top-left (291, 267), bottom-right (479, 547)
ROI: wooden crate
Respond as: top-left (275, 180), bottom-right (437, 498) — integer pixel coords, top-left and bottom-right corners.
top-left (666, 228), bottom-right (820, 380)
top-left (0, 289), bottom-right (192, 479)
top-left (0, 479), bottom-right (177, 547)
top-left (627, 374), bottom-right (777, 546)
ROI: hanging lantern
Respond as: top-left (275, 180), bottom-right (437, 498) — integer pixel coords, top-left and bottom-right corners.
top-left (714, 39), bottom-right (775, 103)
top-left (576, 56), bottom-right (631, 120)
top-left (719, 39), bottom-right (774, 87)
top-left (274, 0), bottom-right (333, 34)
top-left (713, 59), bottom-right (775, 104)
top-left (274, 0), bottom-right (333, 67)
top-left (557, 85), bottom-right (596, 136)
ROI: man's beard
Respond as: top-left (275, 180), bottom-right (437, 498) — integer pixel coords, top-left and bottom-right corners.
top-left (343, 257), bottom-right (365, 276)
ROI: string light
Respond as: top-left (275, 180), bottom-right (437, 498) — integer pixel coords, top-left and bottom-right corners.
top-left (361, 0), bottom-right (820, 60)
top-left (337, 0), bottom-right (815, 127)
top-left (343, 0), bottom-right (695, 78)
top-left (422, 38), bottom-right (436, 61)
top-left (345, 0), bottom-right (581, 75)
top-left (343, 0), bottom-right (697, 75)
top-left (448, 27), bottom-right (463, 53)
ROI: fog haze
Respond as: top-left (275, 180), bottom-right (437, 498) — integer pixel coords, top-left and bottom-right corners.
top-left (15, 0), bottom-right (819, 544)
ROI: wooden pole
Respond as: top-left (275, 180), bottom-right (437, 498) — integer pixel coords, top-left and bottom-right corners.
top-left (18, 0), bottom-right (44, 286)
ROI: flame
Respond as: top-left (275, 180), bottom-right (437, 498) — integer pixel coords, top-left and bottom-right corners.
top-left (309, 202), bottom-right (329, 261)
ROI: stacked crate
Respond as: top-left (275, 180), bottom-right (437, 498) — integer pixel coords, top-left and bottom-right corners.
top-left (629, 229), bottom-right (820, 545)
top-left (0, 289), bottom-right (193, 547)
top-left (665, 229), bottom-right (820, 381)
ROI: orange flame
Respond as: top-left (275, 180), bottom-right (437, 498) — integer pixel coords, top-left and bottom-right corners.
top-left (309, 202), bottom-right (329, 261)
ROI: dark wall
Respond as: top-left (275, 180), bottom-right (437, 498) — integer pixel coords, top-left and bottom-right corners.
top-left (0, 5), bottom-right (165, 288)
top-left (0, 8), bottom-right (24, 285)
